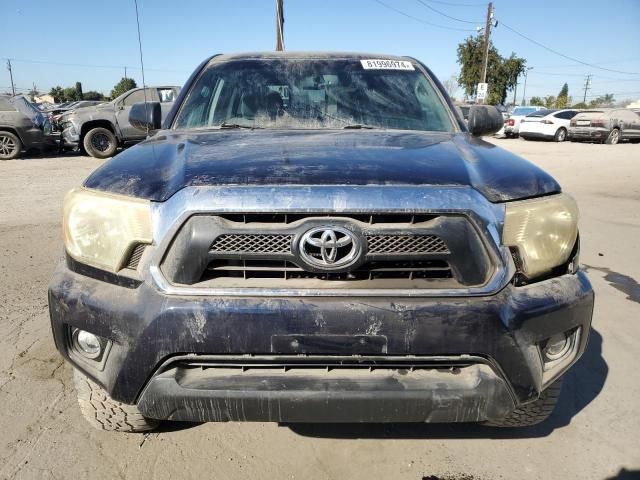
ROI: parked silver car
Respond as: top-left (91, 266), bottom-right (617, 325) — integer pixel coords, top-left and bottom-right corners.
top-left (569, 108), bottom-right (640, 144)
top-left (0, 95), bottom-right (57, 160)
top-left (59, 86), bottom-right (180, 158)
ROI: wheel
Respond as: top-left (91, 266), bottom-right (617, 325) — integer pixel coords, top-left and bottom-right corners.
top-left (0, 131), bottom-right (22, 160)
top-left (605, 128), bottom-right (620, 145)
top-left (73, 369), bottom-right (158, 432)
top-left (83, 127), bottom-right (117, 158)
top-left (484, 379), bottom-right (562, 427)
top-left (554, 127), bottom-right (567, 142)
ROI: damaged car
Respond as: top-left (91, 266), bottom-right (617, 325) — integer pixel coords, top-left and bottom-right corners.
top-left (59, 85), bottom-right (180, 158)
top-left (569, 108), bottom-right (640, 144)
top-left (0, 95), bottom-right (57, 160)
top-left (48, 52), bottom-right (594, 432)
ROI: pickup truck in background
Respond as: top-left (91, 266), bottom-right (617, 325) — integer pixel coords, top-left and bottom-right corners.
top-left (59, 86), bottom-right (180, 158)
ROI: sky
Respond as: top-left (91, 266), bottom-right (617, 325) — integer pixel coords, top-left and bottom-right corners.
top-left (1, 0), bottom-right (639, 104)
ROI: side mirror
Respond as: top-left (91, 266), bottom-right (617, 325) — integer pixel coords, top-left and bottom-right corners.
top-left (467, 105), bottom-right (503, 136)
top-left (129, 102), bottom-right (162, 132)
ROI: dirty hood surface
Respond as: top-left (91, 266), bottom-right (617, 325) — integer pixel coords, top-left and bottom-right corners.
top-left (83, 129), bottom-right (560, 202)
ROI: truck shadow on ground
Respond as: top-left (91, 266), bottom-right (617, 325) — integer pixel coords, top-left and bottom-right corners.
top-left (287, 328), bottom-right (607, 440)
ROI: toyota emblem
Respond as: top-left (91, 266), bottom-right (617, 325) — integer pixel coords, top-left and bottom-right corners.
top-left (299, 226), bottom-right (361, 270)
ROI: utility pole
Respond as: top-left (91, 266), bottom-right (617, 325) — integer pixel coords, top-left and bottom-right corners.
top-left (521, 67), bottom-right (533, 105)
top-left (276, 0), bottom-right (284, 51)
top-left (512, 76), bottom-right (518, 107)
top-left (583, 74), bottom-right (592, 103)
top-left (479, 3), bottom-right (493, 86)
top-left (124, 66), bottom-right (128, 82)
top-left (6, 59), bottom-right (16, 96)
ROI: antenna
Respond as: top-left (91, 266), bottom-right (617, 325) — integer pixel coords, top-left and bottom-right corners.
top-left (133, 0), bottom-right (149, 137)
top-left (276, 0), bottom-right (285, 51)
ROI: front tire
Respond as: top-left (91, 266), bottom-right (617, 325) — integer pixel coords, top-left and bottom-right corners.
top-left (74, 369), bottom-right (158, 432)
top-left (485, 379), bottom-right (562, 427)
top-left (554, 127), bottom-right (567, 142)
top-left (0, 131), bottom-right (22, 160)
top-left (605, 128), bottom-right (620, 145)
top-left (83, 127), bottom-right (117, 159)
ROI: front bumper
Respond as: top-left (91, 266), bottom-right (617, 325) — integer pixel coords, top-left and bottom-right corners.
top-left (61, 124), bottom-right (80, 147)
top-left (137, 357), bottom-right (515, 423)
top-left (49, 258), bottom-right (594, 423)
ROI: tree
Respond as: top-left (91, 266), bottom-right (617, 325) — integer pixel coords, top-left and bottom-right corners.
top-left (555, 83), bottom-right (569, 108)
top-left (442, 74), bottom-right (459, 99)
top-left (544, 96), bottom-right (556, 108)
top-left (589, 93), bottom-right (615, 107)
top-left (529, 96), bottom-right (544, 106)
top-left (49, 86), bottom-right (65, 103)
top-left (456, 35), bottom-right (526, 105)
top-left (111, 78), bottom-right (137, 99)
top-left (63, 87), bottom-right (79, 102)
top-left (83, 91), bottom-right (105, 101)
top-left (75, 82), bottom-right (83, 100)
top-left (572, 102), bottom-right (588, 109)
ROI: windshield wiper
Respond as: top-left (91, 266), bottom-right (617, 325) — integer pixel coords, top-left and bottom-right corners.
top-left (342, 124), bottom-right (376, 130)
top-left (218, 122), bottom-right (261, 130)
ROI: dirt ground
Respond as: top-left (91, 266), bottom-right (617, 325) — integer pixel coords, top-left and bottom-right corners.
top-left (0, 138), bottom-right (639, 480)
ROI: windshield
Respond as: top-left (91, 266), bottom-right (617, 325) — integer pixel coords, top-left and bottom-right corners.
top-left (512, 107), bottom-right (538, 116)
top-left (174, 58), bottom-right (455, 132)
top-left (528, 109), bottom-right (556, 117)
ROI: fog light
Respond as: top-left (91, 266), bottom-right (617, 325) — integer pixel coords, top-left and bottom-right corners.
top-left (74, 329), bottom-right (102, 359)
top-left (543, 333), bottom-right (571, 361)
top-left (541, 327), bottom-right (582, 386)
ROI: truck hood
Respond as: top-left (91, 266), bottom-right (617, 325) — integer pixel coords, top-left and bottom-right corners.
top-left (83, 129), bottom-right (560, 203)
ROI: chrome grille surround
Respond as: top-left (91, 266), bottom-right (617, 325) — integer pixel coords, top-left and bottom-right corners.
top-left (148, 186), bottom-right (513, 297)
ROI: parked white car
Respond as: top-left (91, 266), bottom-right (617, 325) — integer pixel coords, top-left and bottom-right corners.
top-left (503, 106), bottom-right (545, 137)
top-left (519, 109), bottom-right (579, 142)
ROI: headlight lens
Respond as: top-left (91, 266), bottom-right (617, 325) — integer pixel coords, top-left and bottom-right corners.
top-left (503, 193), bottom-right (579, 279)
top-left (63, 188), bottom-right (152, 272)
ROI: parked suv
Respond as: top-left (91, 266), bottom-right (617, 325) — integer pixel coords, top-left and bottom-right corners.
top-left (0, 95), bottom-right (57, 160)
top-left (59, 86), bottom-right (180, 158)
top-left (503, 105), bottom-right (545, 137)
top-left (569, 108), bottom-right (640, 144)
top-left (519, 109), bottom-right (578, 142)
top-left (49, 52), bottom-right (594, 432)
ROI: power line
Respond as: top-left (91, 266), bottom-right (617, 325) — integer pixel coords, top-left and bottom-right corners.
top-left (499, 21), bottom-right (640, 75)
top-left (416, 0), bottom-right (485, 6)
top-left (414, 0), bottom-right (480, 23)
top-left (373, 0), bottom-right (476, 31)
top-left (1, 57), bottom-right (187, 74)
top-left (532, 57), bottom-right (640, 69)
top-left (530, 72), bottom-right (640, 84)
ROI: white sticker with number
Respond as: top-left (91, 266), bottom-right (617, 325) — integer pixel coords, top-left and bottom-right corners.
top-left (360, 59), bottom-right (415, 71)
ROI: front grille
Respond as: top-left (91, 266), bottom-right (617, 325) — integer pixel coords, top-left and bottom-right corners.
top-left (366, 234), bottom-right (449, 254)
top-left (210, 234), bottom-right (292, 254)
top-left (161, 213), bottom-right (493, 289)
top-left (209, 233), bottom-right (448, 256)
top-left (202, 259), bottom-right (452, 282)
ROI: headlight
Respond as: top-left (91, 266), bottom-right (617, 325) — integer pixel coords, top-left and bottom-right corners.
top-left (63, 188), bottom-right (152, 272)
top-left (503, 193), bottom-right (579, 279)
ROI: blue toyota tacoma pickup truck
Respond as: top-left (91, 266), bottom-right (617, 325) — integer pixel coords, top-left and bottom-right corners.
top-left (48, 52), bottom-right (594, 432)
